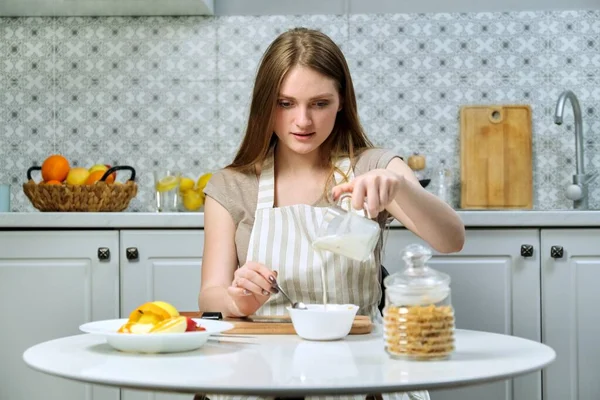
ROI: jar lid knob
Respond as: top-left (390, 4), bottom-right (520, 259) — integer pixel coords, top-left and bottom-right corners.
top-left (401, 244), bottom-right (432, 264)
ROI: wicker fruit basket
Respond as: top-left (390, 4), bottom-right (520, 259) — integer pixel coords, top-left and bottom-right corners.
top-left (23, 165), bottom-right (138, 212)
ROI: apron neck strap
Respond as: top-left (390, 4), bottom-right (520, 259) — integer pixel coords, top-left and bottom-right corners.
top-left (256, 149), bottom-right (276, 210)
top-left (256, 149), bottom-right (355, 210)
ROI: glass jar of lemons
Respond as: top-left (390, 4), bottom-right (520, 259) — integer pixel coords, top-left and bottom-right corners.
top-left (177, 172), bottom-right (212, 212)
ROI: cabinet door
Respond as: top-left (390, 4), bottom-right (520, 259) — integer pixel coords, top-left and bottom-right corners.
top-left (120, 229), bottom-right (204, 400)
top-left (542, 229), bottom-right (600, 400)
top-left (382, 228), bottom-right (541, 400)
top-left (0, 231), bottom-right (120, 400)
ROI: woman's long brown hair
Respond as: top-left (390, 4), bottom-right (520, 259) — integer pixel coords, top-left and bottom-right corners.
top-left (227, 27), bottom-right (374, 188)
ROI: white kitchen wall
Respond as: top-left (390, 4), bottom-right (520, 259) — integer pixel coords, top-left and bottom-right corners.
top-left (1, 10), bottom-right (599, 212)
top-left (214, 0), bottom-right (600, 15)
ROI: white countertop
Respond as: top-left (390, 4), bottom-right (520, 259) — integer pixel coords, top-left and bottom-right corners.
top-left (0, 210), bottom-right (599, 228)
top-left (0, 212), bottom-right (204, 229)
top-left (23, 329), bottom-right (555, 396)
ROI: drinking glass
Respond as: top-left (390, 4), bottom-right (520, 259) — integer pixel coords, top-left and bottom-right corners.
top-left (0, 184), bottom-right (10, 212)
top-left (153, 170), bottom-right (180, 212)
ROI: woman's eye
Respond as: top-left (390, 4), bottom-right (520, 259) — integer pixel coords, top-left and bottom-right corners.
top-left (278, 100), bottom-right (292, 108)
top-left (314, 101), bottom-right (329, 108)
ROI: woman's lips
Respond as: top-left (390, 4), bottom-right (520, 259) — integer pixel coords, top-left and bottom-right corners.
top-left (291, 132), bottom-right (315, 139)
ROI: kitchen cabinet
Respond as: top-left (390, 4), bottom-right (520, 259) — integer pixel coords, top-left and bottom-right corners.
top-left (0, 231), bottom-right (120, 400)
top-left (0, 229), bottom-right (203, 400)
top-left (382, 228), bottom-right (542, 400)
top-left (119, 229), bottom-right (204, 400)
top-left (3, 225), bottom-right (599, 400)
top-left (541, 229), bottom-right (600, 400)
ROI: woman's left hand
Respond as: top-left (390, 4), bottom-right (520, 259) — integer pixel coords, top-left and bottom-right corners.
top-left (331, 168), bottom-right (405, 218)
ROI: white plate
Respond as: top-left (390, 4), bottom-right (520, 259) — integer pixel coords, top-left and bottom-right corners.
top-left (79, 318), bottom-right (234, 353)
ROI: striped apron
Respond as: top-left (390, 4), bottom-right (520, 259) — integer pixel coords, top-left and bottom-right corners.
top-left (209, 152), bottom-right (429, 400)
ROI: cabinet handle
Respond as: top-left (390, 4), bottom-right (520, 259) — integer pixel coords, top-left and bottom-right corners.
top-left (126, 247), bottom-right (139, 261)
top-left (98, 247), bottom-right (110, 261)
top-left (520, 244), bottom-right (534, 257)
top-left (550, 245), bottom-right (564, 259)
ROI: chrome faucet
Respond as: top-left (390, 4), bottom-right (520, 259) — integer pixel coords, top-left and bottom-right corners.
top-left (554, 90), bottom-right (598, 209)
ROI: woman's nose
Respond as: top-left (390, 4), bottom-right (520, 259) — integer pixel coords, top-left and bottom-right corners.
top-left (294, 107), bottom-right (312, 128)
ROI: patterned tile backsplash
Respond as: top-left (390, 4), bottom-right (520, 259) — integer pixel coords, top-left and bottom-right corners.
top-left (1, 10), bottom-right (599, 212)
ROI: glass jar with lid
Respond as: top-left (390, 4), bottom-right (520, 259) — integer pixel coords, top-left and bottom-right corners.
top-left (382, 244), bottom-right (455, 360)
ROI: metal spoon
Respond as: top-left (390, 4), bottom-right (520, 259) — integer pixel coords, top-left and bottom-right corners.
top-left (271, 280), bottom-right (307, 310)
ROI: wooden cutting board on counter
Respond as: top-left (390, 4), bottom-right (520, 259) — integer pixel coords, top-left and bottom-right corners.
top-left (180, 312), bottom-right (373, 335)
top-left (460, 105), bottom-right (533, 209)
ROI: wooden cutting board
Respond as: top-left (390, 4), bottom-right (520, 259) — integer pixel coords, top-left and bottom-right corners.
top-left (460, 105), bottom-right (533, 209)
top-left (180, 312), bottom-right (373, 335)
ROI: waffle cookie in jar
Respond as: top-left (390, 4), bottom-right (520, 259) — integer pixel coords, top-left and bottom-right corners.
top-left (383, 244), bottom-right (455, 360)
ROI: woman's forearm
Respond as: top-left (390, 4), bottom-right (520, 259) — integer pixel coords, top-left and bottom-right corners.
top-left (393, 177), bottom-right (465, 253)
top-left (198, 286), bottom-right (243, 317)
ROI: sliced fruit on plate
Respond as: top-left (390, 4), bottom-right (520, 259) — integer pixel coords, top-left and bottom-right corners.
top-left (127, 302), bottom-right (172, 324)
top-left (152, 301), bottom-right (180, 318)
top-left (149, 316), bottom-right (188, 333)
top-left (185, 317), bottom-right (198, 332)
top-left (117, 321), bottom-right (155, 334)
top-left (117, 300), bottom-right (204, 334)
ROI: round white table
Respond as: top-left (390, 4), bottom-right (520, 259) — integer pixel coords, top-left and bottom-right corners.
top-left (23, 329), bottom-right (555, 397)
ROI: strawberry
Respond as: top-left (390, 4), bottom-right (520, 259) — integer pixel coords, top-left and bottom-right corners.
top-left (185, 317), bottom-right (198, 332)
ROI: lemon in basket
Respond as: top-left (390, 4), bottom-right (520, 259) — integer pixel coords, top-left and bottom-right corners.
top-left (156, 176), bottom-right (179, 193)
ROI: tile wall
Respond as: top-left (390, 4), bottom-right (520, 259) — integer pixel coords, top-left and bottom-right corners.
top-left (1, 10), bottom-right (599, 211)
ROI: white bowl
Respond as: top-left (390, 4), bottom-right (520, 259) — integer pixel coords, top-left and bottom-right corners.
top-left (79, 318), bottom-right (234, 353)
top-left (287, 304), bottom-right (359, 341)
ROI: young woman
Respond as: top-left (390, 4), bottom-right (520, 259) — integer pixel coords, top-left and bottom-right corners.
top-left (199, 27), bottom-right (465, 400)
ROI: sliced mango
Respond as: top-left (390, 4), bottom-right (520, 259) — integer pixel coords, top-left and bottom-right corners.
top-left (127, 302), bottom-right (172, 323)
top-left (118, 321), bottom-right (155, 334)
top-left (149, 316), bottom-right (187, 334)
top-left (152, 301), bottom-right (179, 317)
top-left (118, 301), bottom-right (182, 334)
top-left (117, 322), bottom-right (132, 333)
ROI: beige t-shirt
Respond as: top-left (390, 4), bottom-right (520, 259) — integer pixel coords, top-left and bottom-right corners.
top-left (204, 147), bottom-right (399, 267)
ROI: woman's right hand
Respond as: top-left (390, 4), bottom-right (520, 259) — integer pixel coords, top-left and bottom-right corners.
top-left (227, 261), bottom-right (278, 317)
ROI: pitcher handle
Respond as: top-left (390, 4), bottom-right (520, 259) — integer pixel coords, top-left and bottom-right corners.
top-left (337, 193), bottom-right (374, 219)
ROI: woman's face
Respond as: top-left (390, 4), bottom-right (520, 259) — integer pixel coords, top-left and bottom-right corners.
top-left (273, 66), bottom-right (341, 156)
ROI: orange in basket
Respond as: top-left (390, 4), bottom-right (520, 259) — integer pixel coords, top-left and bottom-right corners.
top-left (41, 155), bottom-right (70, 182)
top-left (86, 170), bottom-right (115, 185)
